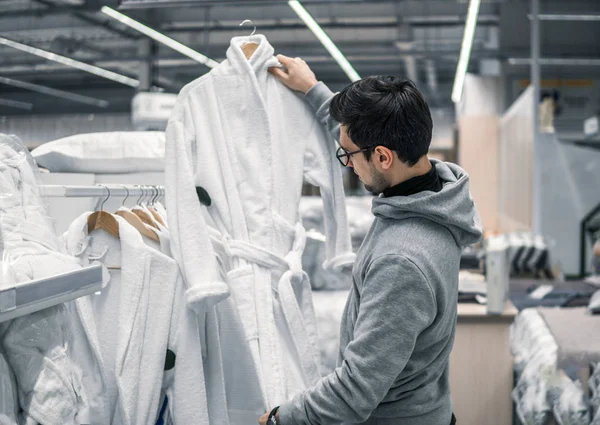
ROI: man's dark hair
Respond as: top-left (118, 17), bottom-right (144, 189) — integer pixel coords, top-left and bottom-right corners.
top-left (330, 76), bottom-right (433, 166)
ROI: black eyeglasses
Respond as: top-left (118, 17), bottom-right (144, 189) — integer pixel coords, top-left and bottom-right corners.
top-left (336, 145), bottom-right (376, 167)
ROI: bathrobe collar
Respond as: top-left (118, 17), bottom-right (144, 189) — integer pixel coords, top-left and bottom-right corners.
top-left (226, 34), bottom-right (280, 75)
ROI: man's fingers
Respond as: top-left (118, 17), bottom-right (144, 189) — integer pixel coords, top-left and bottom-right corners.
top-left (258, 412), bottom-right (269, 425)
top-left (276, 54), bottom-right (292, 65)
top-left (268, 67), bottom-right (289, 81)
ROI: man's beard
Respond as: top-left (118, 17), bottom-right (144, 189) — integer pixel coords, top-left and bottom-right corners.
top-left (363, 166), bottom-right (388, 195)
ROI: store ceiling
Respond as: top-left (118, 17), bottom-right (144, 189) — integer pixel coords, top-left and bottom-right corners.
top-left (0, 0), bottom-right (597, 115)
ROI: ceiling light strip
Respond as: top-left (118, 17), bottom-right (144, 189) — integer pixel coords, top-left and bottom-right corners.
top-left (451, 0), bottom-right (481, 103)
top-left (527, 14), bottom-right (600, 21)
top-left (288, 0), bottom-right (360, 82)
top-left (0, 37), bottom-right (139, 88)
top-left (0, 76), bottom-right (110, 108)
top-left (0, 98), bottom-right (33, 111)
top-left (101, 6), bottom-right (219, 68)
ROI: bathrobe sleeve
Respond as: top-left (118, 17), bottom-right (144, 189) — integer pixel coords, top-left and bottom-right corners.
top-left (164, 100), bottom-right (230, 315)
top-left (278, 255), bottom-right (437, 425)
top-left (303, 117), bottom-right (355, 272)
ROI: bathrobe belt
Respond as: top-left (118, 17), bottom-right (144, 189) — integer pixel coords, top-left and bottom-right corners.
top-left (223, 221), bottom-right (321, 386)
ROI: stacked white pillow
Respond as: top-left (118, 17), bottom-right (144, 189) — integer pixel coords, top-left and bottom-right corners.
top-left (31, 131), bottom-right (165, 174)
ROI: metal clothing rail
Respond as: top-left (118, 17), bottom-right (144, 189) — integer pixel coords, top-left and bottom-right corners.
top-left (39, 184), bottom-right (165, 198)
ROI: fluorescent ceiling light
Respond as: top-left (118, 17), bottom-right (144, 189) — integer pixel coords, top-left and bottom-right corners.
top-left (527, 14), bottom-right (600, 21)
top-left (508, 57), bottom-right (600, 66)
top-left (0, 76), bottom-right (109, 108)
top-left (451, 0), bottom-right (481, 103)
top-left (288, 0), bottom-right (360, 82)
top-left (0, 37), bottom-right (139, 88)
top-left (0, 98), bottom-right (33, 111)
top-left (101, 6), bottom-right (219, 68)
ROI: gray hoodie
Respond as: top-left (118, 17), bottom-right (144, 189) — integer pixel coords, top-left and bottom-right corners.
top-left (279, 83), bottom-right (483, 425)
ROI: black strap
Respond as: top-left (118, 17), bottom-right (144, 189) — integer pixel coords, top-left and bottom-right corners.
top-left (450, 413), bottom-right (457, 425)
top-left (267, 406), bottom-right (280, 424)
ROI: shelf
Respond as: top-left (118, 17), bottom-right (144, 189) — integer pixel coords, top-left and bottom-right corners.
top-left (0, 263), bottom-right (104, 323)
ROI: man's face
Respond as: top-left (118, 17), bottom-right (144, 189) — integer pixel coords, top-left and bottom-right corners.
top-left (340, 126), bottom-right (388, 195)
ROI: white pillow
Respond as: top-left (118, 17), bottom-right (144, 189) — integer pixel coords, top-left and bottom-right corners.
top-left (31, 131), bottom-right (165, 174)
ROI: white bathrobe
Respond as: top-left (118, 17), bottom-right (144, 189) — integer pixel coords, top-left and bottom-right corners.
top-left (0, 350), bottom-right (18, 424)
top-left (65, 212), bottom-right (179, 425)
top-left (165, 34), bottom-right (355, 413)
top-left (0, 134), bottom-right (85, 425)
top-left (145, 217), bottom-right (214, 425)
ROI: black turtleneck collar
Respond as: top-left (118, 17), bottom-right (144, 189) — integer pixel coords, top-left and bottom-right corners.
top-left (382, 161), bottom-right (443, 198)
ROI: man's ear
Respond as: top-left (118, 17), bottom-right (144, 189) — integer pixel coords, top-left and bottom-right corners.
top-left (374, 146), bottom-right (394, 170)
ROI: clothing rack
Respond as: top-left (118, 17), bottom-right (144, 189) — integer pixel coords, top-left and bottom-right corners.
top-left (39, 184), bottom-right (165, 198)
top-left (0, 185), bottom-right (152, 322)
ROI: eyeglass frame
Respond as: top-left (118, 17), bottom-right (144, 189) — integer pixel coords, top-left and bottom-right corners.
top-left (336, 145), bottom-right (377, 167)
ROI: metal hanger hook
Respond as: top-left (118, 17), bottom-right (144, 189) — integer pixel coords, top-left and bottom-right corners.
top-left (121, 185), bottom-right (129, 207)
top-left (136, 185), bottom-right (144, 205)
top-left (151, 186), bottom-right (159, 205)
top-left (99, 185), bottom-right (110, 211)
top-left (240, 19), bottom-right (256, 41)
top-left (142, 186), bottom-right (149, 205)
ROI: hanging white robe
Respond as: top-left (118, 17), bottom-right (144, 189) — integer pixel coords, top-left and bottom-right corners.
top-left (146, 217), bottom-right (215, 425)
top-left (0, 134), bottom-right (85, 425)
top-left (165, 34), bottom-right (355, 413)
top-left (65, 213), bottom-right (179, 425)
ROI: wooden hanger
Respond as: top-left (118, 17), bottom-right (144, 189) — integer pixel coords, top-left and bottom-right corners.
top-left (133, 207), bottom-right (159, 229)
top-left (131, 186), bottom-right (159, 229)
top-left (116, 208), bottom-right (160, 242)
top-left (241, 42), bottom-right (258, 60)
top-left (147, 186), bottom-right (167, 227)
top-left (114, 186), bottom-right (159, 242)
top-left (149, 208), bottom-right (166, 227)
top-left (240, 19), bottom-right (259, 60)
top-left (88, 186), bottom-right (120, 239)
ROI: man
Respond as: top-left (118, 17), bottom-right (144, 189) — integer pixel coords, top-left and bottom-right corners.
top-left (259, 55), bottom-right (482, 425)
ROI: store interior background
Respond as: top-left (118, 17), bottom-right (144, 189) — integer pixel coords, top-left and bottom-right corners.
top-left (1, 1), bottom-right (600, 424)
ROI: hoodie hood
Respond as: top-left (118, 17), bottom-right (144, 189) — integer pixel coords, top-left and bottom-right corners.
top-left (372, 160), bottom-right (483, 247)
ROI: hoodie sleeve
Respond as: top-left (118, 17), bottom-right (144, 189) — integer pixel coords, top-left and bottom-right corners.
top-left (164, 101), bottom-right (230, 315)
top-left (304, 82), bottom-right (340, 142)
top-left (279, 255), bottom-right (436, 425)
top-left (303, 117), bottom-right (355, 272)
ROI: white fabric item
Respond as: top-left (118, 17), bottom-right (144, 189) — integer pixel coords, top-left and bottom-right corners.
top-left (31, 131), bottom-right (165, 174)
top-left (0, 134), bottom-right (86, 425)
top-left (299, 196), bottom-right (372, 290)
top-left (65, 212), bottom-right (178, 425)
top-left (551, 373), bottom-right (590, 425)
top-left (510, 309), bottom-right (559, 425)
top-left (0, 350), bottom-right (18, 423)
top-left (165, 34), bottom-right (355, 411)
top-left (147, 217), bottom-right (213, 425)
top-left (311, 290), bottom-right (349, 374)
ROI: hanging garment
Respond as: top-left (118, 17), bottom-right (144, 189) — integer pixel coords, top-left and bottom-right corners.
top-left (145, 219), bottom-right (215, 425)
top-left (65, 212), bottom-right (179, 425)
top-left (0, 134), bottom-right (86, 425)
top-left (165, 34), bottom-right (355, 412)
top-left (0, 350), bottom-right (18, 424)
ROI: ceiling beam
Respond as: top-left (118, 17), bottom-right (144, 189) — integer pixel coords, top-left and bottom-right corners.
top-left (160, 17), bottom-right (499, 33)
top-left (29, 0), bottom-right (139, 40)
